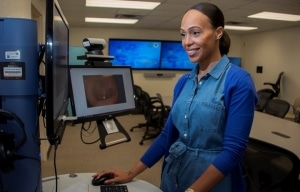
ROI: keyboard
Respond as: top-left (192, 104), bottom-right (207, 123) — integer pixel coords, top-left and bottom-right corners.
top-left (100, 185), bottom-right (128, 192)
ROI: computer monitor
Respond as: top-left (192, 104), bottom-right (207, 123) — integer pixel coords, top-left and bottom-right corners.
top-left (45, 0), bottom-right (69, 145)
top-left (228, 57), bottom-right (242, 67)
top-left (69, 66), bottom-right (136, 122)
top-left (108, 39), bottom-right (161, 70)
top-left (160, 41), bottom-right (195, 70)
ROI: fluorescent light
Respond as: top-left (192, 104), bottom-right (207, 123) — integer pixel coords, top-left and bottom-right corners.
top-left (86, 0), bottom-right (160, 10)
top-left (225, 25), bottom-right (258, 31)
top-left (85, 17), bottom-right (138, 24)
top-left (248, 11), bottom-right (300, 22)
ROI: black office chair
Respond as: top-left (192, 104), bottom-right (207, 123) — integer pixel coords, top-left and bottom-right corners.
top-left (264, 99), bottom-right (290, 118)
top-left (256, 91), bottom-right (272, 112)
top-left (131, 85), bottom-right (144, 115)
top-left (156, 93), bottom-right (171, 114)
top-left (258, 72), bottom-right (284, 99)
top-left (243, 138), bottom-right (300, 192)
top-left (137, 91), bottom-right (169, 145)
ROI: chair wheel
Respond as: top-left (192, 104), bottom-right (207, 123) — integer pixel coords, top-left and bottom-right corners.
top-left (99, 144), bottom-right (106, 149)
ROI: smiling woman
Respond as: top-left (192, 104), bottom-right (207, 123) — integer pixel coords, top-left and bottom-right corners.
top-left (92, 3), bottom-right (257, 192)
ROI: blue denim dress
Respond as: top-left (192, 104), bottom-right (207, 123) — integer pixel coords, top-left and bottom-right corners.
top-left (160, 58), bottom-right (232, 192)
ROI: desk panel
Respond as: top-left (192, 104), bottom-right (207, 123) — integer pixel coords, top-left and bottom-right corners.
top-left (250, 111), bottom-right (300, 158)
top-left (42, 173), bottom-right (162, 192)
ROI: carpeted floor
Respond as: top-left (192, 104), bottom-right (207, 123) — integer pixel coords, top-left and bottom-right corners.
top-left (41, 114), bottom-right (163, 188)
top-left (41, 114), bottom-right (300, 191)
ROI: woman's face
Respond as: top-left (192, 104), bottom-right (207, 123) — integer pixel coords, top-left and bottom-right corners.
top-left (180, 9), bottom-right (222, 64)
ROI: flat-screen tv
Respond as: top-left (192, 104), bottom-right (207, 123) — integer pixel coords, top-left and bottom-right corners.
top-left (108, 39), bottom-right (161, 69)
top-left (160, 41), bottom-right (195, 70)
top-left (69, 66), bottom-right (136, 122)
top-left (45, 0), bottom-right (69, 145)
top-left (228, 57), bottom-right (241, 67)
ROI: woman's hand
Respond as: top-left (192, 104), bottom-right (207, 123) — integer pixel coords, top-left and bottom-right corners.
top-left (92, 169), bottom-right (134, 185)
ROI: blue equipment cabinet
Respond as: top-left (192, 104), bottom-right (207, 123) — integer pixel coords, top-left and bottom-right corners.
top-left (0, 18), bottom-right (41, 192)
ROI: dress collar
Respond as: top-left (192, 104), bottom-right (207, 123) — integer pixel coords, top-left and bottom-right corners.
top-left (188, 55), bottom-right (230, 80)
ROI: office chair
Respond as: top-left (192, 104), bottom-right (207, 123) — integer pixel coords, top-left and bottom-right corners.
top-left (156, 93), bottom-right (171, 114)
top-left (264, 99), bottom-right (290, 118)
top-left (130, 86), bottom-right (153, 132)
top-left (137, 91), bottom-right (169, 145)
top-left (131, 85), bottom-right (144, 115)
top-left (243, 138), bottom-right (300, 192)
top-left (256, 91), bottom-right (272, 112)
top-left (284, 97), bottom-right (300, 122)
top-left (258, 72), bottom-right (284, 99)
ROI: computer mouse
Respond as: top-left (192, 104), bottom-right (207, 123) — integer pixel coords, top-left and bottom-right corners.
top-left (91, 174), bottom-right (112, 186)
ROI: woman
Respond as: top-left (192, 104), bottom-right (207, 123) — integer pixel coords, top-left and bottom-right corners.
top-left (93, 2), bottom-right (257, 192)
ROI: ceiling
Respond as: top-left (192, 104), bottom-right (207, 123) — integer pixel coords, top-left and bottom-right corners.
top-left (57, 0), bottom-right (300, 35)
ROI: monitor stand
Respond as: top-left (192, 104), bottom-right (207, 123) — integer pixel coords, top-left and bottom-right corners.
top-left (96, 117), bottom-right (131, 149)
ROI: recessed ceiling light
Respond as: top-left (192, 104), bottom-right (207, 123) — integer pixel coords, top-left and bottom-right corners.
top-left (85, 17), bottom-right (138, 24)
top-left (86, 0), bottom-right (160, 10)
top-left (248, 12), bottom-right (300, 22)
top-left (225, 25), bottom-right (258, 31)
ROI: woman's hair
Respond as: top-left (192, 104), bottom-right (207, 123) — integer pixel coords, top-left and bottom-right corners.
top-left (187, 3), bottom-right (231, 55)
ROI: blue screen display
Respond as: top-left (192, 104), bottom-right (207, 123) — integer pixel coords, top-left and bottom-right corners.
top-left (228, 57), bottom-right (241, 67)
top-left (108, 39), bottom-right (242, 70)
top-left (160, 41), bottom-right (195, 70)
top-left (109, 39), bottom-right (161, 69)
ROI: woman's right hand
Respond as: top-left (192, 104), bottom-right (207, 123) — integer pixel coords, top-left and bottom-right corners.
top-left (92, 169), bottom-right (134, 185)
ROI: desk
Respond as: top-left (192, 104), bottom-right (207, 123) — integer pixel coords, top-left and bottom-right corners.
top-left (250, 111), bottom-right (300, 158)
top-left (42, 173), bottom-right (162, 192)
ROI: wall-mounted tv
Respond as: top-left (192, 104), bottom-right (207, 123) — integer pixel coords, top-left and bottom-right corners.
top-left (108, 38), bottom-right (242, 71)
top-left (228, 57), bottom-right (241, 67)
top-left (69, 66), bottom-right (136, 122)
top-left (45, 0), bottom-right (69, 145)
top-left (160, 41), bottom-right (195, 70)
top-left (108, 39), bottom-right (161, 69)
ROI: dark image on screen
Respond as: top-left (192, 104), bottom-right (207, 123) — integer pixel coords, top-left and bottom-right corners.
top-left (109, 39), bottom-right (161, 69)
top-left (83, 74), bottom-right (126, 108)
top-left (160, 41), bottom-right (195, 70)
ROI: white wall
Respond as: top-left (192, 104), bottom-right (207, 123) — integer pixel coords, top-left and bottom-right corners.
top-left (241, 26), bottom-right (300, 103)
top-left (70, 27), bottom-right (243, 103)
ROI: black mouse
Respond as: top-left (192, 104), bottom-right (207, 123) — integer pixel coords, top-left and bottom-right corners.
top-left (91, 174), bottom-right (112, 186)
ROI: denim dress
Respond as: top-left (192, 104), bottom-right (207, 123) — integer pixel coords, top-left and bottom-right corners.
top-left (160, 58), bottom-right (232, 192)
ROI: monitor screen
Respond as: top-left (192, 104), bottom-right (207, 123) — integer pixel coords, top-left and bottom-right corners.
top-left (45, 0), bottom-right (69, 145)
top-left (160, 41), bottom-right (195, 70)
top-left (69, 66), bottom-right (136, 122)
top-left (108, 39), bottom-right (161, 69)
top-left (229, 57), bottom-right (242, 67)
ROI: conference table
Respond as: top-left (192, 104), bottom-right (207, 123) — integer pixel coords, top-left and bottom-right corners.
top-left (42, 173), bottom-right (162, 192)
top-left (250, 111), bottom-right (300, 158)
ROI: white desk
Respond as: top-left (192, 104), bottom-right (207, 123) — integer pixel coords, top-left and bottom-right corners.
top-left (42, 173), bottom-right (162, 192)
top-left (250, 111), bottom-right (300, 158)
